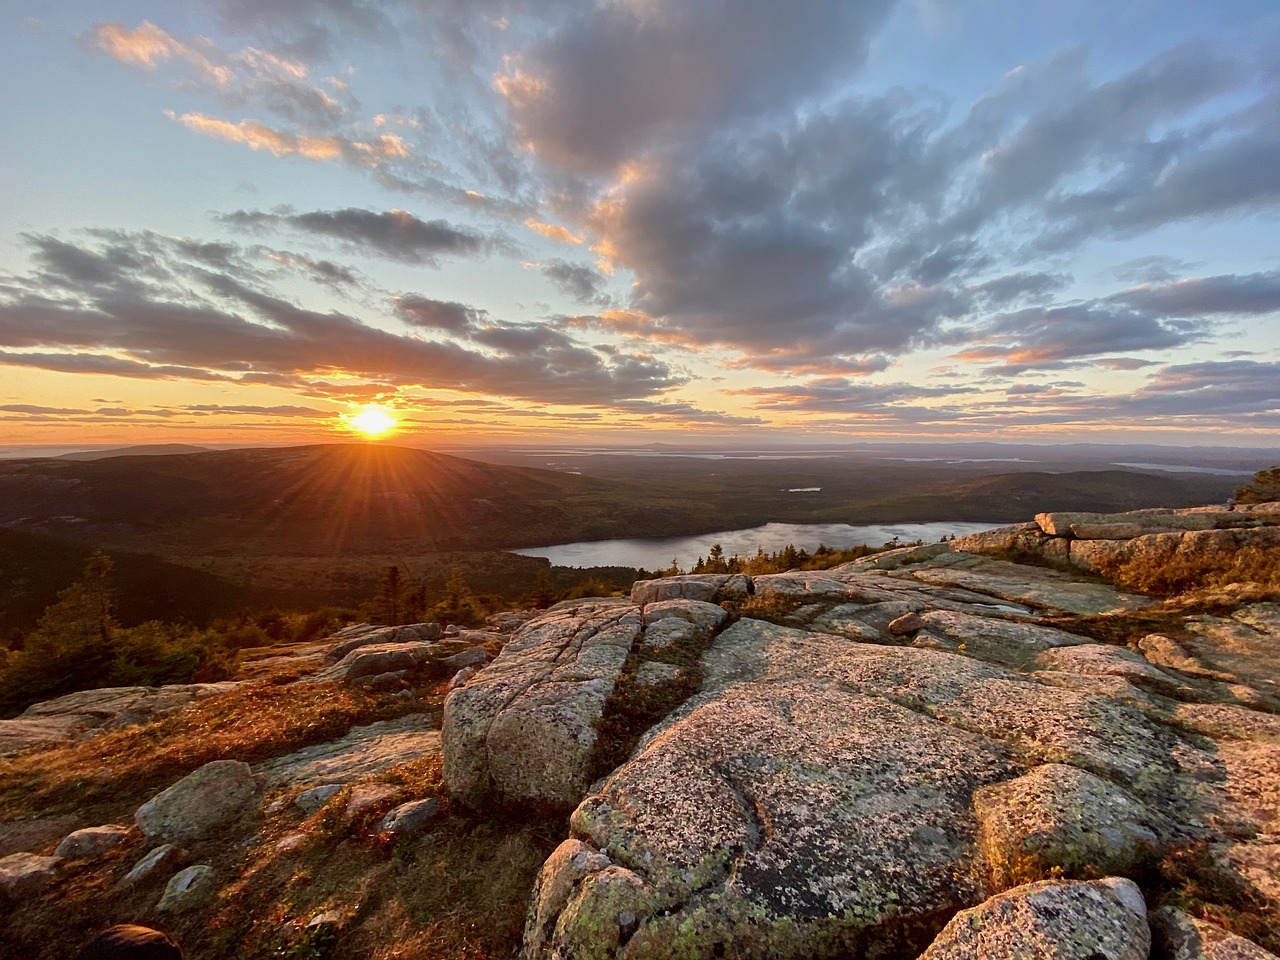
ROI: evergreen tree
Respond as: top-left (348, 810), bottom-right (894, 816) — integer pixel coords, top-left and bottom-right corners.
top-left (374, 565), bottom-right (404, 624)
top-left (1235, 466), bottom-right (1280, 505)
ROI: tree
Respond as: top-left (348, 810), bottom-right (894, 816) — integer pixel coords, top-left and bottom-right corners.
top-left (374, 565), bottom-right (404, 624)
top-left (0, 553), bottom-right (118, 715)
top-left (1235, 466), bottom-right (1280, 505)
top-left (520, 568), bottom-right (559, 608)
top-left (705, 543), bottom-right (728, 574)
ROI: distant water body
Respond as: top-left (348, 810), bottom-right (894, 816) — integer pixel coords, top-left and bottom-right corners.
top-left (512, 520), bottom-right (1000, 571)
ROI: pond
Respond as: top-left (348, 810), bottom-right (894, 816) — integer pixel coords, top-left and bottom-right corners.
top-left (511, 519), bottom-right (1001, 571)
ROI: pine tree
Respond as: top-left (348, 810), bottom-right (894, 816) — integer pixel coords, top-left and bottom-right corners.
top-left (375, 565), bottom-right (404, 624)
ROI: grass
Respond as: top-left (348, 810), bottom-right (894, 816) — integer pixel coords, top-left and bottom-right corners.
top-left (0, 682), bottom-right (427, 823)
top-left (0, 677), bottom-right (554, 960)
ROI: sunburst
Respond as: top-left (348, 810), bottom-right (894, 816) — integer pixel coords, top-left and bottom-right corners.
top-left (343, 404), bottom-right (398, 439)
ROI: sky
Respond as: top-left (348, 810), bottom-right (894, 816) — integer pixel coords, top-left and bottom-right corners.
top-left (1, 0), bottom-right (1279, 449)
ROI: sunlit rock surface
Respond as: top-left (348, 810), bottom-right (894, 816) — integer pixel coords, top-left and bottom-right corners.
top-left (435, 502), bottom-right (1280, 959)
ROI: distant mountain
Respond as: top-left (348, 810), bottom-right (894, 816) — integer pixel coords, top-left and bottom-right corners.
top-left (55, 444), bottom-right (212, 460)
top-left (0, 443), bottom-right (703, 556)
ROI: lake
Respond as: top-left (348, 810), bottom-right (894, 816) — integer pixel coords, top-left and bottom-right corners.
top-left (512, 520), bottom-right (1001, 571)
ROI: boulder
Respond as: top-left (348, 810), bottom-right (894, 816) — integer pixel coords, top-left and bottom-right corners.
top-left (1033, 644), bottom-right (1188, 696)
top-left (0, 682), bottom-right (241, 757)
top-left (973, 764), bottom-right (1161, 887)
top-left (54, 824), bottom-right (131, 860)
top-left (135, 760), bottom-right (259, 841)
top-left (346, 783), bottom-right (399, 817)
top-left (906, 557), bottom-right (1152, 616)
top-left (1150, 905), bottom-right (1279, 960)
top-left (640, 599), bottom-right (728, 633)
top-left (0, 852), bottom-right (60, 897)
top-left (529, 621), bottom-right (1021, 959)
top-left (315, 641), bottom-right (438, 683)
top-left (443, 604), bottom-right (641, 810)
top-left (917, 877), bottom-right (1149, 960)
top-left (917, 609), bottom-right (1090, 667)
top-left (326, 622), bottom-right (442, 662)
top-left (156, 864), bottom-right (216, 912)
top-left (442, 646), bottom-right (488, 670)
top-left (630, 575), bottom-right (751, 606)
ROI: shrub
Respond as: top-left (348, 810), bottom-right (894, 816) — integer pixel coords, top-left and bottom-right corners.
top-left (1094, 544), bottom-right (1280, 599)
top-left (1234, 466), bottom-right (1280, 505)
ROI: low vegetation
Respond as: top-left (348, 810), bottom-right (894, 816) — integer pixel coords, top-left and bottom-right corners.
top-left (1093, 543), bottom-right (1280, 601)
top-left (0, 683), bottom-right (420, 823)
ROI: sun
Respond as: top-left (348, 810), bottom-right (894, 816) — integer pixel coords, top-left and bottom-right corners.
top-left (343, 404), bottom-right (398, 439)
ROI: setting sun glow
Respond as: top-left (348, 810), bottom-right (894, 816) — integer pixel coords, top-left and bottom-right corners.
top-left (343, 404), bottom-right (398, 439)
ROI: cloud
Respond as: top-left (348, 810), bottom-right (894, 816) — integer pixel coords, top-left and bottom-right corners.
top-left (954, 301), bottom-right (1210, 375)
top-left (91, 21), bottom-right (197, 70)
top-left (207, 0), bottom-right (393, 59)
top-left (497, 0), bottom-right (895, 172)
top-left (736, 378), bottom-right (979, 416)
top-left (525, 219), bottom-right (582, 244)
top-left (91, 22), bottom-right (354, 127)
top-left (541, 259), bottom-right (610, 305)
top-left (220, 207), bottom-right (488, 264)
top-left (170, 112), bottom-right (408, 166)
top-left (0, 230), bottom-right (683, 406)
top-left (1110, 271), bottom-right (1280, 317)
top-left (395, 297), bottom-right (485, 333)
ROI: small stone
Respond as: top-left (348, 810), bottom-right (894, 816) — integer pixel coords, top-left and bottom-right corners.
top-left (346, 783), bottom-right (398, 817)
top-left (120, 844), bottom-right (183, 887)
top-left (442, 646), bottom-right (488, 670)
top-left (887, 612), bottom-right (924, 636)
top-left (307, 910), bottom-right (344, 930)
top-left (448, 665), bottom-right (479, 690)
top-left (378, 798), bottom-right (441, 836)
top-left (54, 824), bottom-right (131, 860)
top-left (354, 670), bottom-right (407, 693)
top-left (0, 852), bottom-right (60, 897)
top-left (156, 864), bottom-right (216, 912)
top-left (275, 833), bottom-right (307, 854)
top-left (295, 784), bottom-right (343, 813)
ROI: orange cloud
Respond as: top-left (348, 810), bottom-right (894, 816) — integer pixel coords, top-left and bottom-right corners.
top-left (92, 21), bottom-right (232, 87)
top-left (169, 112), bottom-right (408, 166)
top-left (525, 219), bottom-right (583, 245)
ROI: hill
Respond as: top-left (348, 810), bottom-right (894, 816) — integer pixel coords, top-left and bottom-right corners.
top-left (0, 443), bottom-right (702, 556)
top-left (54, 445), bottom-right (212, 461)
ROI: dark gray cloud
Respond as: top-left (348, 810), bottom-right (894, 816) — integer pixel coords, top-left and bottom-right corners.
top-left (736, 378), bottom-right (979, 416)
top-left (498, 0), bottom-right (896, 172)
top-left (955, 301), bottom-right (1211, 375)
top-left (0, 230), bottom-right (683, 405)
top-left (1110, 271), bottom-right (1280, 317)
top-left (541, 259), bottom-right (609, 306)
top-left (220, 207), bottom-right (490, 264)
top-left (395, 296), bottom-right (484, 333)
